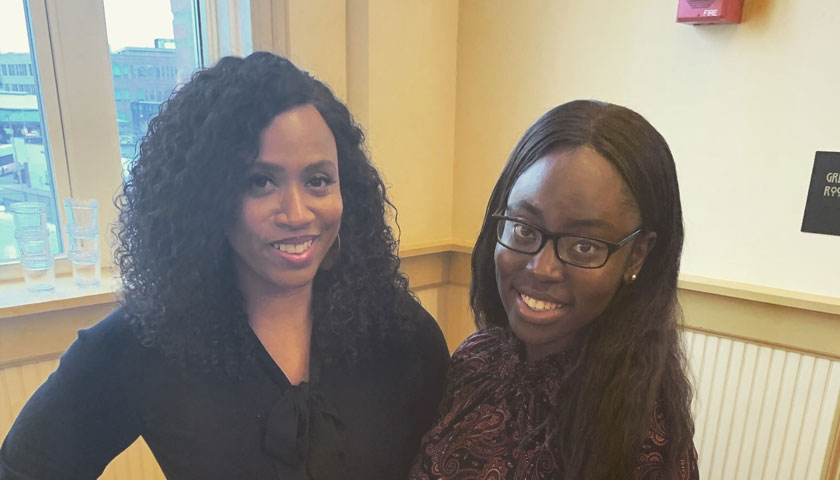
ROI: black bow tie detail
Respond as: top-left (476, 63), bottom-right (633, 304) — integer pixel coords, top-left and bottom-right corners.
top-left (263, 382), bottom-right (345, 479)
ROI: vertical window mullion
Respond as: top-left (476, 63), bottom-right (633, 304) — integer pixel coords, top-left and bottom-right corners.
top-left (42, 0), bottom-right (122, 270)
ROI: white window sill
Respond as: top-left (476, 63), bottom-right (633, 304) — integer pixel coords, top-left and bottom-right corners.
top-left (0, 269), bottom-right (119, 320)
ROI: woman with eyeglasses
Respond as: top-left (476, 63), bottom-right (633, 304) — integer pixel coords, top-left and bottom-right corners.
top-left (0, 53), bottom-right (449, 480)
top-left (410, 100), bottom-right (698, 479)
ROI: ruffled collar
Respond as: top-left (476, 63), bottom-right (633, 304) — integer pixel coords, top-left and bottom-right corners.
top-left (262, 378), bottom-right (345, 479)
top-left (496, 328), bottom-right (574, 398)
top-left (249, 329), bottom-right (346, 479)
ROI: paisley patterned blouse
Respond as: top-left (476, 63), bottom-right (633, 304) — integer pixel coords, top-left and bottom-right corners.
top-left (409, 328), bottom-right (699, 480)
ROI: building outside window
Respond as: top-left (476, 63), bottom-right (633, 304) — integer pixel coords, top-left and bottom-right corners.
top-left (104, 0), bottom-right (206, 171)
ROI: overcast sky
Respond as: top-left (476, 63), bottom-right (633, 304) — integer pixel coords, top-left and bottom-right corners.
top-left (1, 0), bottom-right (175, 54)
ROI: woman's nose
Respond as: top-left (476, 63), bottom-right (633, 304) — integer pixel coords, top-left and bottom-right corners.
top-left (527, 242), bottom-right (566, 281)
top-left (274, 184), bottom-right (315, 228)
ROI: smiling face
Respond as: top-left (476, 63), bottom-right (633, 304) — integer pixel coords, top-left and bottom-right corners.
top-left (228, 104), bottom-right (343, 298)
top-left (494, 146), bottom-right (656, 361)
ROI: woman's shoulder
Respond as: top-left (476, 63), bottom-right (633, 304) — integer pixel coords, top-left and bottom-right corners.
top-left (447, 327), bottom-right (511, 380)
top-left (77, 306), bottom-right (137, 342)
top-left (395, 294), bottom-right (449, 363)
top-left (400, 293), bottom-right (442, 331)
top-left (451, 327), bottom-right (509, 361)
top-left (59, 307), bottom-right (152, 375)
top-left (358, 293), bottom-right (449, 385)
top-left (75, 307), bottom-right (149, 356)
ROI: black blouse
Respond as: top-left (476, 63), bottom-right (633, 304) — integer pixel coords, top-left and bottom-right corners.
top-left (0, 298), bottom-right (449, 479)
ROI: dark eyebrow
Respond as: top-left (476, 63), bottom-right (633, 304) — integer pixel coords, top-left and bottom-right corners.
top-left (506, 199), bottom-right (617, 234)
top-left (248, 160), bottom-right (337, 175)
top-left (506, 199), bottom-right (542, 219)
top-left (562, 218), bottom-right (616, 231)
top-left (302, 160), bottom-right (338, 176)
top-left (249, 160), bottom-right (284, 174)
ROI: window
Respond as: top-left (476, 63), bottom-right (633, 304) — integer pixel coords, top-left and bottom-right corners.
top-left (1, 64), bottom-right (6, 75)
top-left (0, 0), bottom-right (63, 261)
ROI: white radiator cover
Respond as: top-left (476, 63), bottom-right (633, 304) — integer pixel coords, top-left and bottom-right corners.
top-left (686, 330), bottom-right (840, 480)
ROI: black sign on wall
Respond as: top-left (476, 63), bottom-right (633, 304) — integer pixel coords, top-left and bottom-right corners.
top-left (802, 151), bottom-right (840, 236)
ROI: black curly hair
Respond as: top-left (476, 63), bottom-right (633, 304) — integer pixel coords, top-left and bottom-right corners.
top-left (471, 100), bottom-right (694, 477)
top-left (115, 52), bottom-right (414, 377)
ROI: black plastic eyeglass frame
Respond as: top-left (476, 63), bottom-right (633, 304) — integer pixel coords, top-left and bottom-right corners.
top-left (492, 214), bottom-right (642, 269)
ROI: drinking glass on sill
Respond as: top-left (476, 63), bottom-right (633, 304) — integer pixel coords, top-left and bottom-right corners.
top-left (20, 252), bottom-right (56, 293)
top-left (64, 198), bottom-right (101, 287)
top-left (10, 202), bottom-right (48, 240)
top-left (67, 231), bottom-right (101, 287)
top-left (10, 202), bottom-right (55, 293)
top-left (15, 233), bottom-right (52, 257)
top-left (63, 198), bottom-right (98, 232)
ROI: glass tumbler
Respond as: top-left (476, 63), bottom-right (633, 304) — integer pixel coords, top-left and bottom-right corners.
top-left (64, 198), bottom-right (101, 287)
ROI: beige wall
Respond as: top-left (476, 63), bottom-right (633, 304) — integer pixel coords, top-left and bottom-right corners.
top-left (285, 0), bottom-right (348, 101)
top-left (454, 0), bottom-right (840, 298)
top-left (346, 0), bottom-right (459, 249)
top-left (270, 0), bottom-right (459, 249)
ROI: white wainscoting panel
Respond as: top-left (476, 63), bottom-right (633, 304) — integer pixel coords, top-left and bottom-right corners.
top-left (686, 330), bottom-right (840, 480)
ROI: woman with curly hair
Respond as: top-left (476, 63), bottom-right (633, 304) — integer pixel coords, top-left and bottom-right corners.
top-left (1, 52), bottom-right (449, 479)
top-left (410, 100), bottom-right (698, 479)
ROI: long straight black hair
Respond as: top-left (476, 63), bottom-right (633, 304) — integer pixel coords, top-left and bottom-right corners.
top-left (471, 100), bottom-right (694, 477)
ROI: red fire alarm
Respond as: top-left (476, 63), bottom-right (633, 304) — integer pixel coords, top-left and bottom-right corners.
top-left (676, 0), bottom-right (743, 24)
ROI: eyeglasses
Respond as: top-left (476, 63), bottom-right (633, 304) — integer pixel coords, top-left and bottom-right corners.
top-left (493, 214), bottom-right (642, 269)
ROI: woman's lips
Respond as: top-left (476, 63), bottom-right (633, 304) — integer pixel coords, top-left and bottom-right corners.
top-left (514, 290), bottom-right (569, 324)
top-left (519, 292), bottom-right (563, 312)
top-left (270, 237), bottom-right (316, 265)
